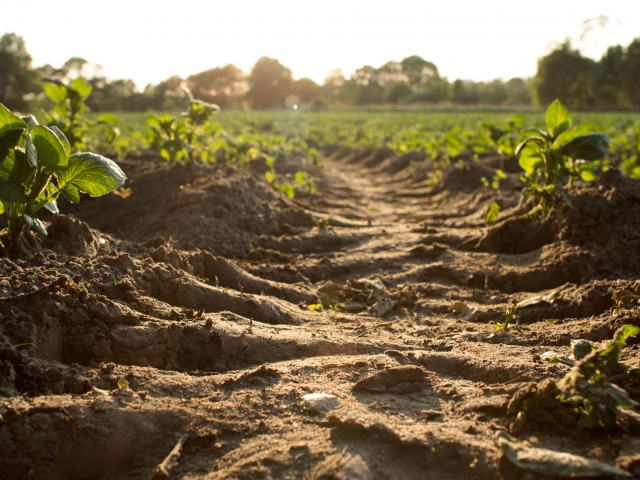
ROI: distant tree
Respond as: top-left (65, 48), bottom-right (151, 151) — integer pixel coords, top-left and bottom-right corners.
top-left (377, 61), bottom-right (407, 87)
top-left (143, 75), bottom-right (185, 110)
top-left (292, 77), bottom-right (320, 103)
top-left (320, 69), bottom-right (351, 105)
top-left (400, 55), bottom-right (438, 87)
top-left (0, 33), bottom-right (38, 110)
top-left (87, 78), bottom-right (140, 111)
top-left (351, 65), bottom-right (385, 104)
top-left (247, 57), bottom-right (293, 109)
top-left (535, 42), bottom-right (596, 108)
top-left (594, 45), bottom-right (625, 107)
top-left (186, 64), bottom-right (246, 108)
top-left (452, 79), bottom-right (479, 104)
top-left (505, 78), bottom-right (533, 105)
top-left (385, 81), bottom-right (412, 104)
top-left (477, 79), bottom-right (508, 105)
top-left (621, 38), bottom-right (640, 106)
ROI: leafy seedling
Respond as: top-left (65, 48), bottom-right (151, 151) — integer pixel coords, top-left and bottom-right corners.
top-left (0, 103), bottom-right (126, 245)
top-left (480, 169), bottom-right (506, 190)
top-left (516, 99), bottom-right (609, 214)
top-left (146, 88), bottom-right (219, 164)
top-left (42, 77), bottom-right (119, 149)
top-left (512, 324), bottom-right (640, 432)
top-left (315, 218), bottom-right (330, 230)
top-left (484, 202), bottom-right (501, 225)
top-left (496, 304), bottom-right (517, 332)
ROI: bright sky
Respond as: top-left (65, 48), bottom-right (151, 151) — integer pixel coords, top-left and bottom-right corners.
top-left (3, 0), bottom-right (639, 90)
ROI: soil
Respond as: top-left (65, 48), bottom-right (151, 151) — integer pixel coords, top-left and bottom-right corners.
top-left (1, 147), bottom-right (640, 479)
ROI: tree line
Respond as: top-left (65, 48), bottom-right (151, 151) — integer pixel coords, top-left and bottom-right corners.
top-left (1, 32), bottom-right (639, 111)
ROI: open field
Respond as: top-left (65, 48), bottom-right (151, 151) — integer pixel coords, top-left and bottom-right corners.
top-left (1, 105), bottom-right (640, 479)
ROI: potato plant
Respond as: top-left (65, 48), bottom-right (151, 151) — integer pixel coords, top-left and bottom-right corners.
top-left (146, 87), bottom-right (219, 164)
top-left (0, 103), bottom-right (126, 245)
top-left (516, 100), bottom-right (610, 213)
top-left (42, 78), bottom-right (120, 149)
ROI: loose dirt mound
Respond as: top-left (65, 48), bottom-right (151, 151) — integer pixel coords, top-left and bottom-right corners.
top-left (1, 151), bottom-right (639, 479)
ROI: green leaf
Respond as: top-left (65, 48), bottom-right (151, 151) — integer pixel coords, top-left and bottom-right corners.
top-left (616, 324), bottom-right (640, 344)
top-left (495, 169), bottom-right (507, 179)
top-left (265, 171), bottom-right (275, 184)
top-left (31, 125), bottom-right (68, 170)
top-left (0, 128), bottom-right (25, 156)
top-left (294, 171), bottom-right (308, 185)
top-left (545, 99), bottom-right (572, 138)
top-left (0, 103), bottom-right (27, 136)
top-left (26, 133), bottom-right (38, 169)
top-left (518, 144), bottom-right (544, 174)
top-left (484, 202), bottom-right (501, 225)
top-left (561, 134), bottom-right (609, 161)
top-left (97, 113), bottom-right (118, 126)
top-left (515, 136), bottom-right (546, 157)
top-left (71, 77), bottom-right (92, 101)
top-left (48, 126), bottom-right (71, 157)
top-left (576, 161), bottom-right (596, 182)
top-left (60, 183), bottom-right (80, 203)
top-left (0, 150), bottom-right (30, 202)
top-left (58, 153), bottom-right (126, 197)
top-left (553, 123), bottom-right (600, 148)
top-left (0, 201), bottom-right (4, 215)
top-left (42, 81), bottom-right (68, 103)
top-left (23, 214), bottom-right (47, 235)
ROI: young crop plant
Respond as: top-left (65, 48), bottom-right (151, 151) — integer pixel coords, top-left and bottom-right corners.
top-left (512, 324), bottom-right (640, 432)
top-left (516, 100), bottom-right (610, 214)
top-left (146, 88), bottom-right (219, 164)
top-left (42, 78), bottom-right (120, 149)
top-left (0, 103), bottom-right (126, 245)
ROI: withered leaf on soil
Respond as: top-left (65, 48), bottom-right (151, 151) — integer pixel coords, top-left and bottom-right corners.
top-left (495, 431), bottom-right (632, 478)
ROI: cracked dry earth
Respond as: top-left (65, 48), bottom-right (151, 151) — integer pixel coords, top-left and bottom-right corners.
top-left (1, 146), bottom-right (640, 479)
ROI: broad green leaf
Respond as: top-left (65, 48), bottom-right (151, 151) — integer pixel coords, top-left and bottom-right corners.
top-left (0, 128), bottom-right (25, 155)
top-left (295, 171), bottom-right (308, 185)
top-left (42, 81), bottom-right (68, 103)
top-left (71, 77), bottom-right (92, 100)
top-left (23, 214), bottom-right (47, 235)
top-left (31, 125), bottom-right (68, 170)
top-left (616, 324), bottom-right (640, 344)
top-left (495, 169), bottom-right (507, 179)
top-left (97, 113), bottom-right (118, 126)
top-left (515, 136), bottom-right (546, 157)
top-left (484, 202), bottom-right (501, 225)
top-left (518, 144), bottom-right (544, 174)
top-left (265, 171), bottom-right (275, 184)
top-left (553, 123), bottom-right (600, 148)
top-left (576, 161), bottom-right (596, 182)
top-left (278, 182), bottom-right (295, 198)
top-left (48, 126), bottom-right (71, 157)
top-left (58, 152), bottom-right (126, 197)
top-left (0, 149), bottom-right (29, 202)
top-left (26, 133), bottom-right (38, 169)
top-left (0, 103), bottom-right (27, 136)
top-left (561, 134), bottom-right (609, 161)
top-left (545, 99), bottom-right (572, 138)
top-left (60, 183), bottom-right (80, 203)
top-left (0, 201), bottom-right (4, 215)
top-left (521, 128), bottom-right (550, 140)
